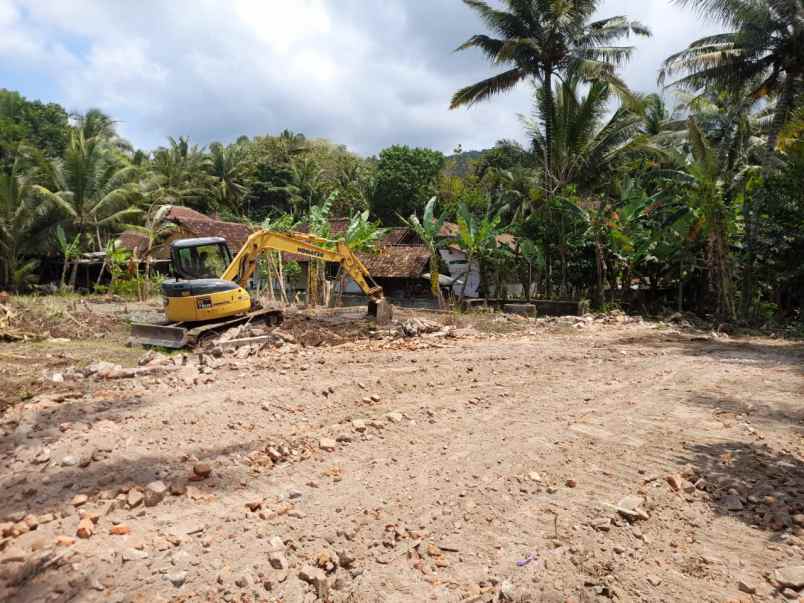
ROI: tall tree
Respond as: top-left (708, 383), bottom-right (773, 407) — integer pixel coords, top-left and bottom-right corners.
top-left (147, 136), bottom-right (210, 209)
top-left (207, 141), bottom-right (248, 216)
top-left (658, 118), bottom-right (739, 319)
top-left (525, 77), bottom-right (653, 302)
top-left (33, 131), bottom-right (142, 251)
top-left (660, 0), bottom-right (804, 149)
top-left (0, 150), bottom-right (54, 288)
top-left (371, 145), bottom-right (445, 225)
top-left (451, 0), bottom-right (649, 173)
top-left (0, 89), bottom-right (70, 170)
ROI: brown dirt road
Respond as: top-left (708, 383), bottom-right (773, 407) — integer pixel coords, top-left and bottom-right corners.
top-left (1, 314), bottom-right (803, 602)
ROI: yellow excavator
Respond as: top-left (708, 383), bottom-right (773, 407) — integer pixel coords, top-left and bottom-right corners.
top-left (129, 230), bottom-right (391, 348)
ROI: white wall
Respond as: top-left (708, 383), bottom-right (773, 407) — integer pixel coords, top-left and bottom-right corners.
top-left (440, 248), bottom-right (479, 297)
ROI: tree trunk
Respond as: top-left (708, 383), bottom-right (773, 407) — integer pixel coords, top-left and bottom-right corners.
top-left (60, 257), bottom-right (69, 289)
top-left (558, 213), bottom-right (568, 298)
top-left (542, 70), bottom-right (554, 179)
top-left (739, 188), bottom-right (758, 319)
top-left (708, 212), bottom-right (736, 321)
top-left (593, 233), bottom-right (606, 308)
top-left (277, 252), bottom-right (287, 304)
top-left (69, 259), bottom-right (78, 290)
top-left (428, 253), bottom-right (443, 308)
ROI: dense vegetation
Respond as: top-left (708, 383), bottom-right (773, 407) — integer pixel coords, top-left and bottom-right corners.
top-left (0, 0), bottom-right (801, 322)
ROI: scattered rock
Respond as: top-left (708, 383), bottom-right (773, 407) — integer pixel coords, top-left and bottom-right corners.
top-left (170, 481), bottom-right (187, 496)
top-left (566, 479), bottom-right (577, 488)
top-left (110, 524), bottom-right (130, 536)
top-left (167, 571), bottom-right (188, 587)
top-left (234, 573), bottom-right (252, 588)
top-left (647, 575), bottom-right (662, 587)
top-left (737, 577), bottom-right (757, 595)
top-left (722, 494), bottom-right (744, 511)
top-left (615, 495), bottom-right (650, 521)
top-left (268, 535), bottom-right (285, 551)
top-left (500, 580), bottom-right (515, 600)
top-left (298, 565), bottom-right (329, 599)
top-left (193, 463), bottom-right (212, 479)
top-left (774, 566), bottom-right (804, 590)
top-left (61, 455), bottom-right (79, 467)
top-left (319, 438), bottom-right (337, 452)
top-left (386, 412), bottom-right (403, 423)
top-left (127, 489), bottom-right (144, 509)
top-left (269, 551), bottom-right (289, 570)
top-left (665, 474), bottom-right (684, 492)
top-left (144, 481), bottom-right (168, 507)
top-left (337, 549), bottom-right (355, 569)
top-left (245, 499), bottom-right (263, 512)
top-left (352, 419), bottom-right (367, 432)
top-left (71, 494), bottom-right (88, 507)
top-left (122, 548), bottom-right (149, 562)
top-left (55, 535), bottom-right (76, 546)
top-left (76, 519), bottom-right (94, 539)
top-left (32, 448), bottom-right (51, 464)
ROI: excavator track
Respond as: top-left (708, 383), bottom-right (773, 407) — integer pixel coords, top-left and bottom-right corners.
top-left (129, 308), bottom-right (283, 349)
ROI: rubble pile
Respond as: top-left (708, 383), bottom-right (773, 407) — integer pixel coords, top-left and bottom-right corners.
top-left (0, 298), bottom-right (120, 342)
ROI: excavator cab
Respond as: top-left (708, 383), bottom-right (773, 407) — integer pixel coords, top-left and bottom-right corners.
top-left (171, 237), bottom-right (232, 280)
top-left (160, 237), bottom-right (253, 323)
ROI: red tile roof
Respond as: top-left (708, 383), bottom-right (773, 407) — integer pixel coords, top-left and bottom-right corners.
top-left (358, 246), bottom-right (430, 279)
top-left (118, 208), bottom-right (430, 278)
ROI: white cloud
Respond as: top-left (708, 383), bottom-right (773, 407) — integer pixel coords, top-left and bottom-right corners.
top-left (0, 0), bottom-right (720, 154)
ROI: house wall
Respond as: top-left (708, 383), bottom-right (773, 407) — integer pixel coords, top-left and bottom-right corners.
top-left (439, 249), bottom-right (479, 297)
top-left (440, 249), bottom-right (525, 298)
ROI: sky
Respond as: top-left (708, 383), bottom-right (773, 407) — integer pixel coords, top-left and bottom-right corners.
top-left (0, 0), bottom-right (721, 156)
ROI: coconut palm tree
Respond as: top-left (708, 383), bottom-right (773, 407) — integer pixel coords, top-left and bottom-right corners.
top-left (207, 141), bottom-right (248, 216)
top-left (33, 131), bottom-right (143, 252)
top-left (401, 196), bottom-right (448, 306)
top-left (451, 0), bottom-right (650, 172)
top-left (72, 108), bottom-right (133, 155)
top-left (524, 76), bottom-right (658, 303)
top-left (147, 136), bottom-right (210, 209)
top-left (660, 0), bottom-right (804, 149)
top-left (658, 118), bottom-right (739, 319)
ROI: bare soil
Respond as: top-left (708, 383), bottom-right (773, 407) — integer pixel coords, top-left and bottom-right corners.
top-left (1, 300), bottom-right (802, 603)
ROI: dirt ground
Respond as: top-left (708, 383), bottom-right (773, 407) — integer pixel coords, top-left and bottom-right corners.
top-left (1, 299), bottom-right (803, 603)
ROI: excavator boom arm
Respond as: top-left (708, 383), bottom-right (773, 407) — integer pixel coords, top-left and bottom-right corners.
top-left (221, 230), bottom-right (384, 300)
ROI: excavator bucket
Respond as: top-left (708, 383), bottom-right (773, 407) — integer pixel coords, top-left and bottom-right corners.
top-left (129, 323), bottom-right (190, 349)
top-left (368, 299), bottom-right (393, 326)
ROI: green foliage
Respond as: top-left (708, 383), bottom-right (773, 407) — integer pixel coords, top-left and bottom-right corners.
top-left (401, 196), bottom-right (448, 303)
top-left (371, 145), bottom-right (445, 225)
top-left (0, 89), bottom-right (69, 171)
top-left (660, 0), bottom-right (803, 148)
top-left (33, 126), bottom-right (143, 252)
top-left (451, 0), bottom-right (650, 110)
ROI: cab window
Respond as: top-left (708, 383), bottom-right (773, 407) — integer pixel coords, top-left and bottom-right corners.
top-left (174, 244), bottom-right (230, 279)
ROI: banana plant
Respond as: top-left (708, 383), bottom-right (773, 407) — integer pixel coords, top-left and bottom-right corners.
top-left (401, 196), bottom-right (447, 307)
